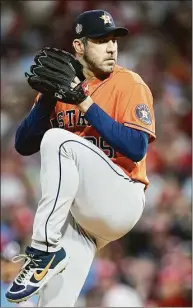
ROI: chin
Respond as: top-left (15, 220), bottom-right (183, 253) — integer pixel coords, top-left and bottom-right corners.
top-left (103, 65), bottom-right (115, 73)
top-left (93, 65), bottom-right (115, 79)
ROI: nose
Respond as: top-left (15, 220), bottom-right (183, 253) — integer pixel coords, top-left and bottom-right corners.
top-left (106, 40), bottom-right (116, 54)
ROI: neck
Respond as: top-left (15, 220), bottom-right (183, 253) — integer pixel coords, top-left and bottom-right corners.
top-left (83, 66), bottom-right (110, 81)
top-left (83, 67), bottom-right (96, 80)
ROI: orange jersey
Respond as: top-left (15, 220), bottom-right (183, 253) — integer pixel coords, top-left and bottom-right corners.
top-left (35, 65), bottom-right (156, 187)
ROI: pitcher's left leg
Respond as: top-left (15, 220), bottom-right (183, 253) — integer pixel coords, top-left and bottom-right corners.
top-left (37, 213), bottom-right (97, 307)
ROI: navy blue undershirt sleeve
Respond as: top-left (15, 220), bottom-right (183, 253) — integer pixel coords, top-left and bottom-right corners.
top-left (15, 97), bottom-right (148, 161)
top-left (15, 95), bottom-right (56, 156)
top-left (84, 103), bottom-right (149, 162)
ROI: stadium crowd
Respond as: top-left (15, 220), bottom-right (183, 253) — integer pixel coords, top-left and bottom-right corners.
top-left (1, 1), bottom-right (192, 307)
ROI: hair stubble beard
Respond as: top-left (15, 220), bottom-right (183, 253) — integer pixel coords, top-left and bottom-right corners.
top-left (83, 50), bottom-right (112, 80)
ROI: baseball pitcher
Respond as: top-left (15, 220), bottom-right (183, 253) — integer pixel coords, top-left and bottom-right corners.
top-left (6, 10), bottom-right (156, 307)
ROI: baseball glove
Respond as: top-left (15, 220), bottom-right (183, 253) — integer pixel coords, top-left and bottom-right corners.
top-left (25, 47), bottom-right (89, 105)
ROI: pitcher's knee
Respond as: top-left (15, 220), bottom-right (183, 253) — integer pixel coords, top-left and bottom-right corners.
top-left (40, 128), bottom-right (74, 152)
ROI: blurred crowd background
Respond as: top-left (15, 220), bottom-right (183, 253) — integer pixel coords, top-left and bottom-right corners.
top-left (1, 0), bottom-right (192, 307)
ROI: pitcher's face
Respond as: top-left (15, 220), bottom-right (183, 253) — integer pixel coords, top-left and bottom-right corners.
top-left (83, 36), bottom-right (118, 75)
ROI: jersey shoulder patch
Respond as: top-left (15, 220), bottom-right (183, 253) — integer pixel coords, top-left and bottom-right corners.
top-left (135, 104), bottom-right (152, 125)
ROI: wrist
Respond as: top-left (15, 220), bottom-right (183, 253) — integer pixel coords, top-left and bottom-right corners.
top-left (78, 96), bottom-right (94, 113)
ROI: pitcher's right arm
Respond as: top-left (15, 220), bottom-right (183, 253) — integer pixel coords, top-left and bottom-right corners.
top-left (15, 94), bottom-right (57, 156)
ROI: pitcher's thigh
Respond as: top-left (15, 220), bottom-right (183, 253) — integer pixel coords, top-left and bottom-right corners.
top-left (42, 130), bottom-right (145, 243)
top-left (68, 140), bottom-right (145, 241)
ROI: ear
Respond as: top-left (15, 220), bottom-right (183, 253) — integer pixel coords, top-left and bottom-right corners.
top-left (72, 39), bottom-right (85, 55)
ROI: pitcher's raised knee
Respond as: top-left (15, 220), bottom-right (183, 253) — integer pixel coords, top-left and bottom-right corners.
top-left (40, 128), bottom-right (77, 152)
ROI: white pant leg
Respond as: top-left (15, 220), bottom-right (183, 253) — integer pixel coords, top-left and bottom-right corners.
top-left (37, 212), bottom-right (97, 307)
top-left (32, 128), bottom-right (145, 251)
top-left (31, 129), bottom-right (80, 252)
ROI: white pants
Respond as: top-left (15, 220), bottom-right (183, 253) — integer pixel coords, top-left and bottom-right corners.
top-left (31, 128), bottom-right (145, 306)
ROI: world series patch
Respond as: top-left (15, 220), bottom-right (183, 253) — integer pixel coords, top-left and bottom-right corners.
top-left (135, 104), bottom-right (152, 125)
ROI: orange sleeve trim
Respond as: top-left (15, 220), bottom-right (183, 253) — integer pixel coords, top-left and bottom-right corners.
top-left (123, 122), bottom-right (156, 142)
